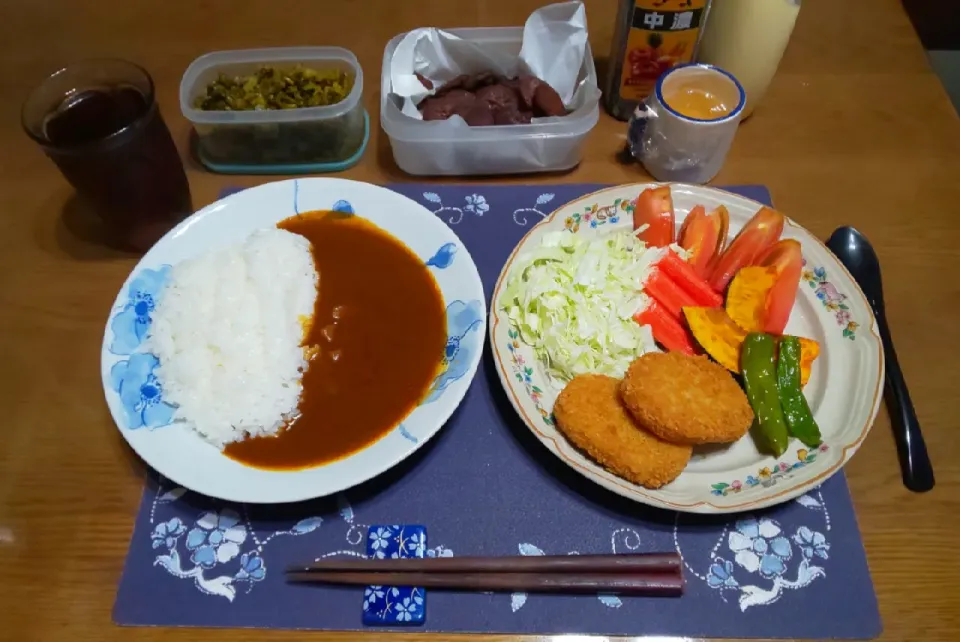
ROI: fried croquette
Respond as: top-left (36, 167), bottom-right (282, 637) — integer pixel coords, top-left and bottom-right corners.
top-left (552, 374), bottom-right (692, 489)
top-left (620, 352), bottom-right (754, 445)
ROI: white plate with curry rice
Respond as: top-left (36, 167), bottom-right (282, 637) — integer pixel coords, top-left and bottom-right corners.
top-left (101, 178), bottom-right (485, 503)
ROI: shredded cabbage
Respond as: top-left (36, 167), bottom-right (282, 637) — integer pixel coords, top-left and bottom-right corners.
top-left (500, 229), bottom-right (664, 387)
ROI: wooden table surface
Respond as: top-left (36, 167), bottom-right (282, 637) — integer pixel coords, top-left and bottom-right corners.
top-left (2, 0), bottom-right (959, 640)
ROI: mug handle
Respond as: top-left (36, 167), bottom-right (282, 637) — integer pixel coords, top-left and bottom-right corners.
top-left (627, 101), bottom-right (657, 162)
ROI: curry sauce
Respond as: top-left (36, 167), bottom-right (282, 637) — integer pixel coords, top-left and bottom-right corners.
top-left (224, 210), bottom-right (446, 469)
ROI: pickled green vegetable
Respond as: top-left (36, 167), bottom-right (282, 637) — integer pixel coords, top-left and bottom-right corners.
top-left (194, 66), bottom-right (353, 111)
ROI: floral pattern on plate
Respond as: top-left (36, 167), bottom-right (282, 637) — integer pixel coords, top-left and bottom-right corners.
top-left (563, 197), bottom-right (633, 233)
top-left (423, 300), bottom-right (484, 404)
top-left (109, 352), bottom-right (176, 429)
top-left (106, 263), bottom-right (176, 430)
top-left (505, 328), bottom-right (553, 426)
top-left (109, 266), bottom-right (169, 355)
top-left (802, 261), bottom-right (858, 339)
top-left (709, 445), bottom-right (830, 496)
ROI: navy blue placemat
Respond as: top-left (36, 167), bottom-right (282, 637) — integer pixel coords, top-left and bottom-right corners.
top-left (113, 184), bottom-right (881, 639)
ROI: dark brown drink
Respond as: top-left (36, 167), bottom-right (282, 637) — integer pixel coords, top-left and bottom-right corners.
top-left (23, 60), bottom-right (192, 252)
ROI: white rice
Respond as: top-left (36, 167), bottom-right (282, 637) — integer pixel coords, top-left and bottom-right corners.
top-left (146, 229), bottom-right (318, 448)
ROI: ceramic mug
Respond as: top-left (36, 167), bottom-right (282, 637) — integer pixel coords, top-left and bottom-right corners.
top-left (628, 63), bottom-right (746, 184)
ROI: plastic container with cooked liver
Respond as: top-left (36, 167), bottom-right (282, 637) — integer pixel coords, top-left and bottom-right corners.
top-left (180, 47), bottom-right (368, 174)
top-left (380, 27), bottom-right (599, 176)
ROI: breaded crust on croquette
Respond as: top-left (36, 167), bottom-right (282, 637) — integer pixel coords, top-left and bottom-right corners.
top-left (552, 374), bottom-right (692, 489)
top-left (619, 352), bottom-right (754, 445)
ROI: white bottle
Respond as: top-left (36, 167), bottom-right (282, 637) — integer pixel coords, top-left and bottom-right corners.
top-left (696, 0), bottom-right (801, 119)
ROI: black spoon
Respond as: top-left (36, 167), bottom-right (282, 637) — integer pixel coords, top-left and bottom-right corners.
top-left (826, 227), bottom-right (934, 492)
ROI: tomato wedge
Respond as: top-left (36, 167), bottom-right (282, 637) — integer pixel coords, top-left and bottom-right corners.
top-left (635, 299), bottom-right (698, 355)
top-left (708, 206), bottom-right (785, 292)
top-left (633, 186), bottom-right (675, 247)
top-left (678, 205), bottom-right (730, 278)
top-left (757, 239), bottom-right (803, 334)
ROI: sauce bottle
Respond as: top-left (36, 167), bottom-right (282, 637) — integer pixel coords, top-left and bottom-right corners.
top-left (605, 0), bottom-right (713, 121)
top-left (695, 0), bottom-right (801, 119)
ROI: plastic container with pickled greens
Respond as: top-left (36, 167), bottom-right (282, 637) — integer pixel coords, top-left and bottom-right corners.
top-left (180, 47), bottom-right (369, 174)
top-left (380, 27), bottom-right (600, 176)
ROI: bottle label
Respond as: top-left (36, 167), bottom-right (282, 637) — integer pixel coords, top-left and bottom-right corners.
top-left (618, 0), bottom-right (711, 102)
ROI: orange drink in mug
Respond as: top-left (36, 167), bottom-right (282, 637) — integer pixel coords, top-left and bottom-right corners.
top-left (628, 63), bottom-right (745, 184)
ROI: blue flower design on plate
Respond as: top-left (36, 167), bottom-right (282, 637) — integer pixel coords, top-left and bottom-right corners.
top-left (425, 242), bottom-right (457, 269)
top-left (728, 517), bottom-right (793, 579)
top-left (793, 525), bottom-right (830, 560)
top-left (151, 517), bottom-right (186, 550)
top-left (706, 558), bottom-right (739, 589)
top-left (109, 353), bottom-right (176, 429)
top-left (423, 299), bottom-right (484, 404)
top-left (332, 199), bottom-right (355, 215)
top-left (109, 266), bottom-right (170, 354)
top-left (185, 509), bottom-right (247, 569)
top-left (397, 424), bottom-right (418, 444)
top-left (235, 551), bottom-right (266, 582)
top-left (463, 194), bottom-right (489, 216)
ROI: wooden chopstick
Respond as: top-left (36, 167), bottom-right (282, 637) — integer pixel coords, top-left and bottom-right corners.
top-left (285, 553), bottom-right (680, 575)
top-left (286, 570), bottom-right (683, 596)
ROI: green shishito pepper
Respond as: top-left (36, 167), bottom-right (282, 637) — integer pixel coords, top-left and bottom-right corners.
top-left (777, 336), bottom-right (822, 447)
top-left (741, 333), bottom-right (789, 457)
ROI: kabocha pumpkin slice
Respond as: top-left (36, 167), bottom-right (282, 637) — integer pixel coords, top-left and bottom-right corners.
top-left (682, 307), bottom-right (747, 372)
top-left (797, 336), bottom-right (820, 387)
top-left (683, 307), bottom-right (821, 386)
top-left (726, 266), bottom-right (778, 332)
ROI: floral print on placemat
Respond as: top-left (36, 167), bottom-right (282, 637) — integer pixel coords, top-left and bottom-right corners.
top-left (422, 192), bottom-right (488, 225)
top-left (146, 478), bottom-right (454, 603)
top-left (676, 490), bottom-right (831, 611)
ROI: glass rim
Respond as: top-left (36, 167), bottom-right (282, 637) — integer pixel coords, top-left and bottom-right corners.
top-left (21, 58), bottom-right (157, 151)
top-left (654, 63), bottom-right (746, 124)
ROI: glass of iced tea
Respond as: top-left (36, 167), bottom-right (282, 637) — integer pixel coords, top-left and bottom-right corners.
top-left (22, 59), bottom-right (192, 252)
top-left (627, 63), bottom-right (746, 184)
